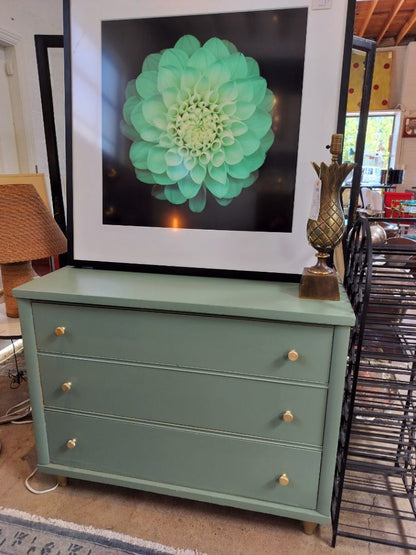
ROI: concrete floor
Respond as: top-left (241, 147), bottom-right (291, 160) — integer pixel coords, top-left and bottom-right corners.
top-left (0, 371), bottom-right (410, 555)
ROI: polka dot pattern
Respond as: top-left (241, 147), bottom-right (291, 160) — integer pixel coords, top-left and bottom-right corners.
top-left (347, 51), bottom-right (392, 112)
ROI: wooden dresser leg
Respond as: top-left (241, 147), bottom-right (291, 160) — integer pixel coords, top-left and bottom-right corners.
top-left (57, 475), bottom-right (68, 487)
top-left (302, 521), bottom-right (318, 535)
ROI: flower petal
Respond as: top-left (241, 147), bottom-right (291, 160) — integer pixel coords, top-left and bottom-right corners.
top-left (175, 35), bottom-right (201, 57)
top-left (189, 186), bottom-right (207, 213)
top-left (159, 133), bottom-right (174, 148)
top-left (251, 77), bottom-right (267, 104)
top-left (194, 76), bottom-right (210, 95)
top-left (159, 48), bottom-right (188, 70)
top-left (142, 53), bottom-right (161, 72)
top-left (237, 171), bottom-right (258, 190)
top-left (261, 89), bottom-right (275, 112)
top-left (226, 52), bottom-right (248, 79)
top-left (218, 81), bottom-right (238, 103)
top-left (130, 102), bottom-right (146, 131)
top-left (244, 148), bottom-right (266, 172)
top-left (188, 48), bottom-right (216, 72)
top-left (153, 172), bottom-right (176, 185)
top-left (136, 71), bottom-right (158, 99)
top-left (207, 60), bottom-right (231, 87)
top-left (140, 125), bottom-right (161, 143)
top-left (227, 162), bottom-right (251, 179)
top-left (124, 79), bottom-right (137, 100)
top-left (223, 39), bottom-right (238, 55)
top-left (123, 96), bottom-right (140, 125)
top-left (238, 130), bottom-right (260, 156)
top-left (234, 80), bottom-right (254, 103)
top-left (208, 163), bottom-right (227, 184)
top-left (135, 169), bottom-right (156, 184)
top-left (184, 156), bottom-right (197, 171)
top-left (181, 67), bottom-right (200, 91)
top-left (147, 146), bottom-right (167, 174)
top-left (162, 87), bottom-right (179, 108)
top-left (164, 184), bottom-right (187, 205)
top-left (222, 103), bottom-right (236, 117)
top-left (224, 141), bottom-right (244, 165)
top-left (130, 142), bottom-right (151, 169)
top-left (225, 177), bottom-right (244, 198)
top-left (120, 121), bottom-right (139, 142)
top-left (230, 120), bottom-right (248, 137)
top-left (151, 184), bottom-right (167, 199)
top-left (203, 37), bottom-right (230, 60)
top-left (235, 102), bottom-right (256, 121)
top-left (211, 150), bottom-right (225, 167)
top-left (246, 57), bottom-right (260, 77)
top-left (215, 197), bottom-right (233, 207)
top-left (157, 66), bottom-right (180, 91)
top-left (190, 163), bottom-right (207, 185)
top-left (165, 149), bottom-right (182, 166)
top-left (220, 130), bottom-right (235, 146)
top-left (178, 175), bottom-right (202, 199)
top-left (245, 109), bottom-right (272, 138)
top-left (205, 174), bottom-right (229, 198)
top-left (141, 97), bottom-right (166, 125)
top-left (260, 129), bottom-right (275, 152)
top-left (166, 162), bottom-right (188, 181)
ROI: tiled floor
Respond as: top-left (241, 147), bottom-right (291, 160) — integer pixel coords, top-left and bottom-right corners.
top-left (0, 369), bottom-right (410, 554)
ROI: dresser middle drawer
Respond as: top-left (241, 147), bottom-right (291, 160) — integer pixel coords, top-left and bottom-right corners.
top-left (39, 355), bottom-right (327, 446)
top-left (33, 303), bottom-right (333, 383)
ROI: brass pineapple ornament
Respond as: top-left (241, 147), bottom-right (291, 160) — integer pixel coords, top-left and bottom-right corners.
top-left (299, 134), bottom-right (355, 300)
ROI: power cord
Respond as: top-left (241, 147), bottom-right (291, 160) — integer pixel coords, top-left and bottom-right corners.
top-left (25, 468), bottom-right (59, 495)
top-left (0, 398), bottom-right (32, 424)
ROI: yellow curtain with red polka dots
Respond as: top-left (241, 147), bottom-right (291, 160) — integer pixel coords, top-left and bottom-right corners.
top-left (347, 50), bottom-right (392, 112)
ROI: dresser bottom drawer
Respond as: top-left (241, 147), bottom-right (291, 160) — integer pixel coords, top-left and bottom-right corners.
top-left (44, 411), bottom-right (321, 510)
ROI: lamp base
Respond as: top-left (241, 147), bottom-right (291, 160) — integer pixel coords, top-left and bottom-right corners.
top-left (299, 266), bottom-right (340, 301)
top-left (1, 261), bottom-right (36, 317)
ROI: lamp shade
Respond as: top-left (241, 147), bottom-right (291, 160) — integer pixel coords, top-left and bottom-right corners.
top-left (0, 183), bottom-right (67, 317)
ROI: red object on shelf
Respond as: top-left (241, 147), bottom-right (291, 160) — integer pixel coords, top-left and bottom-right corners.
top-left (383, 192), bottom-right (414, 217)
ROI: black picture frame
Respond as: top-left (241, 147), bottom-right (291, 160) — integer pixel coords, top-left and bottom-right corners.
top-left (35, 34), bottom-right (66, 236)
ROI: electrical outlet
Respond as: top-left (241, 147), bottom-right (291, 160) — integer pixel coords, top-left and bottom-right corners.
top-left (311, 0), bottom-right (332, 9)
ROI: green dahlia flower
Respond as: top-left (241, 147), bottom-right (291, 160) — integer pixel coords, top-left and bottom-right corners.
top-left (121, 34), bottom-right (275, 213)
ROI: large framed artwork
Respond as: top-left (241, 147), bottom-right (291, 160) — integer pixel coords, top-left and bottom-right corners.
top-left (65, 0), bottom-right (351, 278)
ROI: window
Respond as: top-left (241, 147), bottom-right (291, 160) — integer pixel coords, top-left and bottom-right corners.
top-left (343, 110), bottom-right (402, 185)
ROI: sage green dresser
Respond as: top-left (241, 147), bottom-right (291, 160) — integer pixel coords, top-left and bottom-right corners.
top-left (15, 267), bottom-right (354, 532)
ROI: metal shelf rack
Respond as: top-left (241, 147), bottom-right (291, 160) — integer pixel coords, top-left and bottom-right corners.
top-left (332, 215), bottom-right (416, 549)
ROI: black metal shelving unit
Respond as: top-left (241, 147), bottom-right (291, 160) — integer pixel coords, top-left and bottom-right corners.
top-left (332, 215), bottom-right (416, 549)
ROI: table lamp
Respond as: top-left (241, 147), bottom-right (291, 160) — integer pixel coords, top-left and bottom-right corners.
top-left (0, 183), bottom-right (67, 317)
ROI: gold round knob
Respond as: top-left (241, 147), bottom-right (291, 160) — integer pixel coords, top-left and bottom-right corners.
top-left (287, 349), bottom-right (299, 362)
top-left (278, 473), bottom-right (290, 486)
top-left (55, 326), bottom-right (66, 336)
top-left (66, 438), bottom-right (77, 449)
top-left (61, 382), bottom-right (72, 393)
top-left (283, 410), bottom-right (294, 423)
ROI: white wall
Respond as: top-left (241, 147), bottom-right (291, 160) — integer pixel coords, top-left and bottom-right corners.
top-left (0, 0), bottom-right (63, 203)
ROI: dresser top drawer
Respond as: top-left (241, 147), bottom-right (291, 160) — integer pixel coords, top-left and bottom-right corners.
top-left (15, 267), bottom-right (355, 327)
top-left (33, 303), bottom-right (334, 383)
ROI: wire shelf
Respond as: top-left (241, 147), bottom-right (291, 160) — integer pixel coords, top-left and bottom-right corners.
top-left (332, 215), bottom-right (416, 549)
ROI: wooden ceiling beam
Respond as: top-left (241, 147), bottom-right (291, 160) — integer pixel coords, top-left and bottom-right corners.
top-left (396, 7), bottom-right (416, 45)
top-left (377, 0), bottom-right (406, 44)
top-left (358, 0), bottom-right (379, 37)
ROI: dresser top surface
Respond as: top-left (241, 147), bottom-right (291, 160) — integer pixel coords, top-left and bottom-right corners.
top-left (14, 267), bottom-right (355, 326)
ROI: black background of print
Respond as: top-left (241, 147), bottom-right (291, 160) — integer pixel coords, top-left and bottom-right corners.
top-left (102, 8), bottom-right (307, 232)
